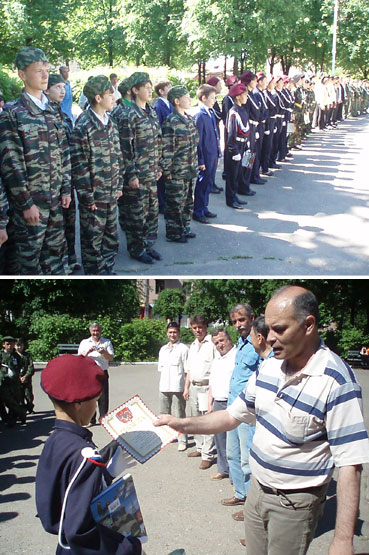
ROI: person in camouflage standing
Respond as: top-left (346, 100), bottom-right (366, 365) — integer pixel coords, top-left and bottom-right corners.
top-left (110, 77), bottom-right (132, 235)
top-left (0, 336), bottom-right (26, 426)
top-left (45, 73), bottom-right (80, 274)
top-left (0, 47), bottom-right (71, 275)
top-left (70, 75), bottom-right (123, 275)
top-left (0, 177), bottom-right (9, 273)
top-left (15, 338), bottom-right (35, 414)
top-left (120, 72), bottom-right (163, 265)
top-left (162, 85), bottom-right (198, 243)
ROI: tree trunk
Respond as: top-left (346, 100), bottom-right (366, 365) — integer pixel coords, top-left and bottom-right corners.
top-left (202, 61), bottom-right (206, 82)
top-left (198, 62), bottom-right (202, 84)
top-left (233, 57), bottom-right (238, 75)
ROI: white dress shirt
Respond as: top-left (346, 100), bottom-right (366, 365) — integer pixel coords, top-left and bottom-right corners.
top-left (158, 341), bottom-right (188, 392)
top-left (78, 336), bottom-right (114, 371)
top-left (209, 346), bottom-right (237, 401)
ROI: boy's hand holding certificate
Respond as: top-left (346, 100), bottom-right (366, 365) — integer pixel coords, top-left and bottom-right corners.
top-left (101, 395), bottom-right (179, 463)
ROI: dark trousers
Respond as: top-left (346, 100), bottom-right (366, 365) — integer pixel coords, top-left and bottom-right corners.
top-left (225, 156), bottom-right (242, 205)
top-left (194, 156), bottom-right (218, 218)
top-left (157, 175), bottom-right (166, 213)
top-left (92, 371), bottom-right (109, 422)
top-left (278, 122), bottom-right (288, 159)
top-left (214, 400), bottom-right (229, 475)
top-left (271, 118), bottom-right (283, 163)
top-left (261, 119), bottom-right (275, 172)
top-left (251, 122), bottom-right (265, 180)
top-left (239, 126), bottom-right (256, 193)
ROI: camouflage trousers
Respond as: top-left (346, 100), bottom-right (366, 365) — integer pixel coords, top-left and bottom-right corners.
top-left (79, 202), bottom-right (118, 275)
top-left (62, 190), bottom-right (77, 266)
top-left (122, 181), bottom-right (159, 258)
top-left (289, 112), bottom-right (304, 147)
top-left (165, 179), bottom-right (194, 241)
top-left (9, 199), bottom-right (66, 275)
top-left (20, 377), bottom-right (34, 412)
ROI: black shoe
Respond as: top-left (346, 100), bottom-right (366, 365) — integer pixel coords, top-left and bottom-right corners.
top-left (204, 211), bottom-right (217, 218)
top-left (215, 185), bottom-right (224, 192)
top-left (166, 235), bottom-right (188, 243)
top-left (277, 158), bottom-right (286, 162)
top-left (193, 215), bottom-right (210, 224)
top-left (227, 202), bottom-right (245, 209)
top-left (104, 268), bottom-right (117, 275)
top-left (270, 163), bottom-right (281, 169)
top-left (185, 232), bottom-right (196, 238)
top-left (244, 190), bottom-right (256, 196)
top-left (130, 252), bottom-right (155, 264)
top-left (210, 186), bottom-right (221, 194)
top-left (285, 153), bottom-right (293, 159)
top-left (251, 177), bottom-right (266, 185)
top-left (222, 172), bottom-right (227, 180)
top-left (147, 248), bottom-right (162, 260)
top-left (261, 170), bottom-right (273, 176)
top-left (235, 197), bottom-right (248, 205)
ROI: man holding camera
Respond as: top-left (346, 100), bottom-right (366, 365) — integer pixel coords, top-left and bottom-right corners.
top-left (78, 322), bottom-right (114, 424)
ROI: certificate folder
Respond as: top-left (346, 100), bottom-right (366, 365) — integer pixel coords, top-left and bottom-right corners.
top-left (90, 473), bottom-right (147, 542)
top-left (101, 394), bottom-right (179, 463)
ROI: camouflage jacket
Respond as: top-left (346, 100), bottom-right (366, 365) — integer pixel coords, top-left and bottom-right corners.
top-left (120, 101), bottom-right (163, 184)
top-left (0, 177), bottom-right (9, 229)
top-left (161, 110), bottom-right (199, 181)
top-left (18, 351), bottom-right (35, 378)
top-left (110, 103), bottom-right (131, 173)
top-left (0, 92), bottom-right (71, 212)
top-left (70, 108), bottom-right (123, 206)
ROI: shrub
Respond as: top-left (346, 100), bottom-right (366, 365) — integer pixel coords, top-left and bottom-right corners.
top-left (335, 327), bottom-right (369, 359)
top-left (0, 68), bottom-right (23, 102)
top-left (28, 314), bottom-right (88, 360)
top-left (117, 318), bottom-right (167, 361)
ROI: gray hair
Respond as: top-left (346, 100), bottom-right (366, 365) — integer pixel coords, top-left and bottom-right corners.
top-left (89, 322), bottom-right (101, 331)
top-left (211, 328), bottom-right (231, 340)
top-left (229, 303), bottom-right (253, 319)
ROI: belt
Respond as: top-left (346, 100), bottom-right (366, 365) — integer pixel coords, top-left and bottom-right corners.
top-left (249, 119), bottom-right (259, 125)
top-left (261, 119), bottom-right (266, 123)
top-left (270, 115), bottom-right (277, 119)
top-left (192, 380), bottom-right (209, 386)
top-left (276, 114), bottom-right (284, 118)
top-left (257, 480), bottom-right (324, 496)
top-left (236, 137), bottom-right (247, 142)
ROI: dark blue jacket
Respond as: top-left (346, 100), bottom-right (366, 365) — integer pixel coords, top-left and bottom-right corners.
top-left (195, 106), bottom-right (220, 166)
top-left (153, 97), bottom-right (173, 127)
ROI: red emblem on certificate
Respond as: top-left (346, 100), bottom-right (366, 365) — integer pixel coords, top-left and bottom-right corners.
top-left (116, 407), bottom-right (133, 423)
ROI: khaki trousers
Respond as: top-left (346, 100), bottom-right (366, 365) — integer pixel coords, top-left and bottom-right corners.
top-left (244, 476), bottom-right (328, 555)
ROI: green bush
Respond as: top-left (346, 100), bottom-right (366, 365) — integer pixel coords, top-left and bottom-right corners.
top-left (335, 327), bottom-right (369, 359)
top-left (0, 68), bottom-right (23, 102)
top-left (117, 318), bottom-right (167, 361)
top-left (28, 314), bottom-right (88, 360)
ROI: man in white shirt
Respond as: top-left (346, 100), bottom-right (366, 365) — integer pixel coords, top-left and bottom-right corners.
top-left (110, 73), bottom-right (121, 107)
top-left (184, 314), bottom-right (216, 469)
top-left (158, 322), bottom-right (189, 451)
top-left (208, 328), bottom-right (237, 480)
top-left (78, 322), bottom-right (114, 424)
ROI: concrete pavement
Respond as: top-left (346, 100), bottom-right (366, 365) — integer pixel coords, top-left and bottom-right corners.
top-left (1, 362), bottom-right (369, 554)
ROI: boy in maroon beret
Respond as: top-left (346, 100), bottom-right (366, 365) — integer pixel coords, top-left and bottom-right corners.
top-left (35, 355), bottom-right (141, 554)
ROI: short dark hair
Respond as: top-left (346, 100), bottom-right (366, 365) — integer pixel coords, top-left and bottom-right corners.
top-left (211, 328), bottom-right (231, 340)
top-left (271, 286), bottom-right (319, 324)
top-left (190, 314), bottom-right (208, 327)
top-left (167, 321), bottom-right (180, 330)
top-left (251, 316), bottom-right (269, 340)
top-left (197, 84), bottom-right (216, 101)
top-left (110, 73), bottom-right (118, 80)
top-left (155, 80), bottom-right (171, 96)
top-left (229, 303), bottom-right (253, 319)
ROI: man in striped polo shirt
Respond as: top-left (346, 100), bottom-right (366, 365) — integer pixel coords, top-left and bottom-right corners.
top-left (155, 285), bottom-right (369, 555)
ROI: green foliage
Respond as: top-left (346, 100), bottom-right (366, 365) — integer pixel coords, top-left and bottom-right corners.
top-left (335, 327), bottom-right (369, 359)
top-left (152, 288), bottom-right (186, 321)
top-left (28, 314), bottom-right (88, 360)
top-left (0, 68), bottom-right (23, 101)
top-left (118, 318), bottom-right (167, 361)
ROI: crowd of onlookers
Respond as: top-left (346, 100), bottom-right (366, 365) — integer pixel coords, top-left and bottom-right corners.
top-left (0, 45), bottom-right (368, 275)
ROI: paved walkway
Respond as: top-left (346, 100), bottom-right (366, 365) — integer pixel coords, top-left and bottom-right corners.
top-left (1, 363), bottom-right (369, 554)
top-left (95, 114), bottom-right (369, 276)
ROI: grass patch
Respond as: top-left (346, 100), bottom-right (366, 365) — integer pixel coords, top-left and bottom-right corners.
top-left (217, 256), bottom-right (229, 261)
top-left (232, 255), bottom-right (253, 260)
top-left (173, 261), bottom-right (195, 265)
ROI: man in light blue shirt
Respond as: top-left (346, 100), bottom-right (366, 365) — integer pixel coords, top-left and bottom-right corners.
top-left (59, 65), bottom-right (73, 121)
top-left (221, 303), bottom-right (260, 509)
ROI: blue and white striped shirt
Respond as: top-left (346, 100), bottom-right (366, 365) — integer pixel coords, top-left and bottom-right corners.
top-left (227, 340), bottom-right (369, 489)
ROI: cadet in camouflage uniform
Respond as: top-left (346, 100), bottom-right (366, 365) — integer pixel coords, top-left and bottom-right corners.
top-left (162, 86), bottom-right (198, 243)
top-left (110, 77), bottom-right (132, 234)
top-left (46, 73), bottom-right (80, 274)
top-left (0, 47), bottom-right (71, 275)
top-left (15, 338), bottom-right (35, 414)
top-left (0, 177), bottom-right (9, 274)
top-left (0, 336), bottom-right (26, 426)
top-left (120, 72), bottom-right (163, 265)
top-left (290, 75), bottom-right (305, 148)
top-left (70, 75), bottom-right (123, 275)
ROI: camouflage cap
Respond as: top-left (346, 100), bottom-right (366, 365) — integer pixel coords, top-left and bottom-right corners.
top-left (83, 75), bottom-right (112, 103)
top-left (15, 47), bottom-right (48, 70)
top-left (129, 72), bottom-right (151, 90)
top-left (118, 77), bottom-right (131, 97)
top-left (168, 85), bottom-right (188, 104)
top-left (47, 73), bottom-right (65, 89)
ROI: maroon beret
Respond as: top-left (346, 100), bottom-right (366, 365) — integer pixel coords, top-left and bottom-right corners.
top-left (207, 76), bottom-right (219, 86)
top-left (283, 75), bottom-right (290, 85)
top-left (41, 354), bottom-right (105, 403)
top-left (256, 72), bottom-right (266, 81)
top-left (225, 75), bottom-right (238, 87)
top-left (266, 74), bottom-right (275, 86)
top-left (240, 71), bottom-right (256, 85)
top-left (229, 82), bottom-right (247, 98)
top-left (275, 75), bottom-right (284, 83)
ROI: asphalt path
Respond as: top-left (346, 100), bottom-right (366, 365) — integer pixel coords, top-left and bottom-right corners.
top-left (72, 114), bottom-right (369, 276)
top-left (1, 362), bottom-right (369, 554)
